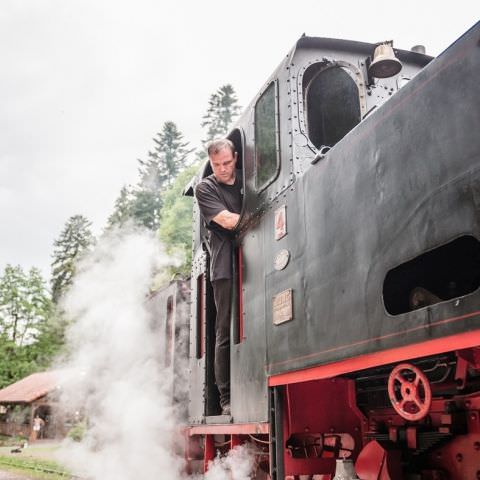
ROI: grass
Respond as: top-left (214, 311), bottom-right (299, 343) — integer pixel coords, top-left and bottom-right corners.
top-left (0, 455), bottom-right (71, 480)
top-left (0, 441), bottom-right (75, 480)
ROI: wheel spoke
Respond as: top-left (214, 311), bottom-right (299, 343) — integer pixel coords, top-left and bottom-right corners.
top-left (412, 395), bottom-right (424, 409)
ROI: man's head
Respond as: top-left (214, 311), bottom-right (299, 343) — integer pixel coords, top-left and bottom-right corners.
top-left (207, 138), bottom-right (237, 185)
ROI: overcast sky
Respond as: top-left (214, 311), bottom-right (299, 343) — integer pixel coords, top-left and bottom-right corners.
top-left (1, 1), bottom-right (478, 280)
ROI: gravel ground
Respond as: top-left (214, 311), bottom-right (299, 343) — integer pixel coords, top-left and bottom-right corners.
top-left (0, 471), bottom-right (34, 479)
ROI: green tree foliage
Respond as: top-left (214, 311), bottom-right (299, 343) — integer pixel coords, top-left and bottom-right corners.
top-left (50, 215), bottom-right (95, 304)
top-left (158, 163), bottom-right (199, 277)
top-left (107, 122), bottom-right (193, 231)
top-left (0, 265), bottom-right (48, 346)
top-left (0, 265), bottom-right (58, 388)
top-left (201, 84), bottom-right (241, 144)
top-left (128, 189), bottom-right (163, 231)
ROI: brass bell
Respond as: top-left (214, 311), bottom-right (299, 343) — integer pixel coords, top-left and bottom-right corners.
top-left (368, 42), bottom-right (403, 79)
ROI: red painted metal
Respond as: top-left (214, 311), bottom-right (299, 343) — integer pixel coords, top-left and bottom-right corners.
top-left (454, 354), bottom-right (469, 389)
top-left (355, 440), bottom-right (402, 480)
top-left (231, 434), bottom-right (241, 450)
top-left (458, 345), bottom-right (480, 369)
top-left (188, 422), bottom-right (269, 436)
top-left (406, 427), bottom-right (417, 450)
top-left (387, 363), bottom-right (432, 421)
top-left (204, 434), bottom-right (215, 473)
top-left (282, 378), bottom-right (363, 477)
top-left (269, 329), bottom-right (480, 386)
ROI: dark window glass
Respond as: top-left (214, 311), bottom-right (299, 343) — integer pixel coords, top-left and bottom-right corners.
top-left (196, 274), bottom-right (205, 359)
top-left (306, 67), bottom-right (361, 149)
top-left (165, 296), bottom-right (173, 367)
top-left (255, 82), bottom-right (278, 190)
top-left (383, 236), bottom-right (480, 315)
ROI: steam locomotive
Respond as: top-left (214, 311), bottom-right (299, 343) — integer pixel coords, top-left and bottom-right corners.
top-left (153, 21), bottom-right (480, 479)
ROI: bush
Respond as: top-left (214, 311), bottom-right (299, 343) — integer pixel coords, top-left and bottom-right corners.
top-left (67, 421), bottom-right (86, 442)
top-left (0, 434), bottom-right (27, 447)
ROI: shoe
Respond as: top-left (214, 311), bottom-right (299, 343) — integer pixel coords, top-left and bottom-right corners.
top-left (221, 404), bottom-right (231, 416)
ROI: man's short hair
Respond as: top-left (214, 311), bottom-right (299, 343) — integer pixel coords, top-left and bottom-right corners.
top-left (207, 138), bottom-right (235, 157)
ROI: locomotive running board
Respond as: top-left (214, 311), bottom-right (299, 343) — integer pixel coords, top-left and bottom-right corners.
top-left (268, 328), bottom-right (480, 386)
top-left (187, 421), bottom-right (269, 435)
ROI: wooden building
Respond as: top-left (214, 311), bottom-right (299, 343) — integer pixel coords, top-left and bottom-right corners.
top-left (0, 371), bottom-right (63, 441)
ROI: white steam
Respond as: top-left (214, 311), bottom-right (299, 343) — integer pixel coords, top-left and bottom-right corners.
top-left (203, 445), bottom-right (256, 480)
top-left (56, 228), bottom-right (183, 479)
top-left (55, 227), bottom-right (255, 480)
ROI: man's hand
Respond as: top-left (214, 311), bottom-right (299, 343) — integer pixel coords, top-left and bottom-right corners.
top-left (212, 210), bottom-right (240, 230)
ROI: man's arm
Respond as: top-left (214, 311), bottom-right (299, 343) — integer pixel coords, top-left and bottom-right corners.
top-left (211, 210), bottom-right (240, 230)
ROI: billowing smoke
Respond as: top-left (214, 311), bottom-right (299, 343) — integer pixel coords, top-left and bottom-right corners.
top-left (55, 227), bottom-right (255, 480)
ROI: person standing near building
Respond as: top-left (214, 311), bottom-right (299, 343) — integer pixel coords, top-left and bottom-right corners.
top-left (32, 415), bottom-right (45, 440)
top-left (195, 138), bottom-right (243, 416)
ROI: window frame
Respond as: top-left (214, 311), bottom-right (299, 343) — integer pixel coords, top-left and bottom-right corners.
top-left (254, 80), bottom-right (281, 192)
top-left (298, 61), bottom-right (366, 153)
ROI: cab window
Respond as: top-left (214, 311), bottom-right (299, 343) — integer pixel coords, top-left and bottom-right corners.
top-left (305, 67), bottom-right (361, 149)
top-left (254, 81), bottom-right (279, 190)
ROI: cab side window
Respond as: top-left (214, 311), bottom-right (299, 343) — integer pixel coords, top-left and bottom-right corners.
top-left (254, 81), bottom-right (279, 190)
top-left (305, 67), bottom-right (361, 149)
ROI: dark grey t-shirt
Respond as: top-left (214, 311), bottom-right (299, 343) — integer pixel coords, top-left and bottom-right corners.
top-left (195, 171), bottom-right (243, 281)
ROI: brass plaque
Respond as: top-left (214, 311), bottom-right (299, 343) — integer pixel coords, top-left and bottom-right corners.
top-left (272, 289), bottom-right (293, 325)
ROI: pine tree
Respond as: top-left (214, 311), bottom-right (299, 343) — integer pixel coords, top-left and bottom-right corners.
top-left (0, 265), bottom-right (29, 345)
top-left (128, 189), bottom-right (163, 231)
top-left (50, 215), bottom-right (95, 303)
top-left (139, 121), bottom-right (194, 190)
top-left (201, 84), bottom-right (241, 144)
top-left (111, 121), bottom-right (193, 231)
top-left (106, 185), bottom-right (134, 230)
top-left (0, 265), bottom-right (56, 387)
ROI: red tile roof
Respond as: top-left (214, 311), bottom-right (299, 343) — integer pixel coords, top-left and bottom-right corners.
top-left (0, 372), bottom-right (59, 403)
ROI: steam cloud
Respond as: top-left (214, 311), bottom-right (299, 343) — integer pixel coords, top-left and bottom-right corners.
top-left (55, 227), bottom-right (255, 479)
top-left (203, 445), bottom-right (256, 480)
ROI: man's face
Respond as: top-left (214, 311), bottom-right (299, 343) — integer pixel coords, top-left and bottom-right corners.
top-left (209, 147), bottom-right (237, 185)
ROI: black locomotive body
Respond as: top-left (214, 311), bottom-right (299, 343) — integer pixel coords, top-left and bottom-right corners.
top-left (167, 22), bottom-right (480, 479)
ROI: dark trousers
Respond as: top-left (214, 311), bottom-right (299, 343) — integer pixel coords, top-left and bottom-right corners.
top-left (211, 278), bottom-right (231, 408)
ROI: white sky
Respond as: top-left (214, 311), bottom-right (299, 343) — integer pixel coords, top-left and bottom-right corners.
top-left (1, 0), bottom-right (478, 279)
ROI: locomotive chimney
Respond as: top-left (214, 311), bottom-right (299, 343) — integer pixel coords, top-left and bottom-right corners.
top-left (411, 44), bottom-right (426, 54)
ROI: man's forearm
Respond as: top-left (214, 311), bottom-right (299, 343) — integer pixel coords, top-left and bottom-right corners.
top-left (212, 210), bottom-right (240, 230)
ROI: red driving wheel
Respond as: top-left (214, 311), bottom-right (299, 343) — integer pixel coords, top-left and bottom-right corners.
top-left (388, 363), bottom-right (432, 421)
